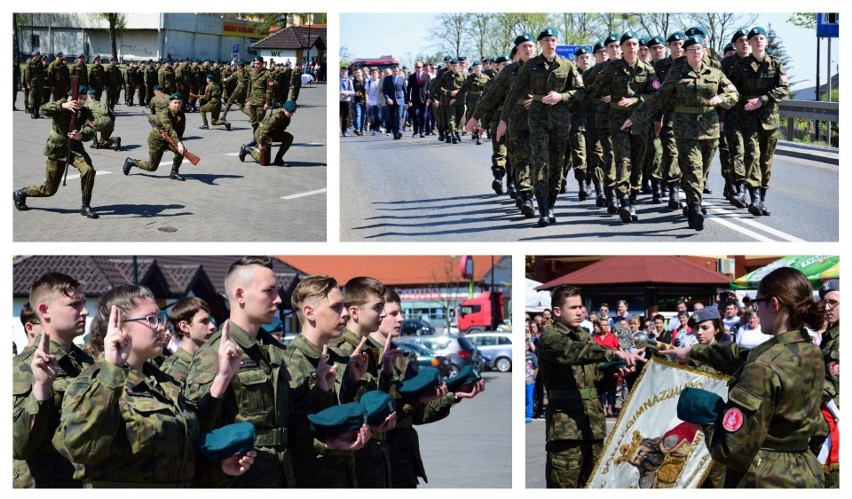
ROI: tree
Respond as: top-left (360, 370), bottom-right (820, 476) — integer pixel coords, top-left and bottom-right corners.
top-left (766, 23), bottom-right (794, 73)
top-left (688, 13), bottom-right (758, 53)
top-left (788, 13), bottom-right (818, 29)
top-left (633, 13), bottom-right (682, 40)
top-left (428, 257), bottom-right (466, 333)
top-left (428, 13), bottom-right (471, 59)
top-left (468, 13), bottom-right (493, 59)
top-left (90, 14), bottom-right (127, 61)
top-left (340, 45), bottom-right (352, 66)
top-left (551, 13), bottom-right (605, 45)
top-left (488, 13), bottom-right (550, 55)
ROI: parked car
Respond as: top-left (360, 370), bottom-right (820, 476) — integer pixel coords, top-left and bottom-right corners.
top-left (402, 334), bottom-right (484, 376)
top-left (467, 332), bottom-right (513, 372)
top-left (401, 319), bottom-right (435, 336)
top-left (395, 342), bottom-right (454, 378)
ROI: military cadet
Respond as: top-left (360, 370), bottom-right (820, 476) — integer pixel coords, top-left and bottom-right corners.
top-left (175, 59), bottom-right (191, 111)
top-left (160, 296), bottom-right (216, 384)
top-left (197, 73), bottom-right (230, 130)
top-left (720, 28), bottom-right (751, 208)
top-left (729, 26), bottom-right (789, 217)
top-left (329, 277), bottom-right (399, 488)
top-left (538, 285), bottom-right (645, 487)
top-left (665, 267), bottom-right (825, 488)
top-left (433, 58), bottom-right (465, 144)
top-left (142, 59), bottom-right (157, 104)
top-left (222, 61), bottom-right (249, 122)
top-left (584, 34), bottom-right (621, 213)
top-left (184, 256), bottom-right (296, 487)
top-left (562, 46), bottom-right (593, 200)
top-left (240, 100), bottom-right (297, 166)
top-left (465, 53), bottom-right (511, 196)
top-left (624, 35), bottom-right (738, 231)
top-left (69, 54), bottom-right (88, 93)
top-left (500, 28), bottom-right (584, 227)
top-left (123, 60), bottom-right (138, 106)
top-left (157, 58), bottom-right (176, 94)
top-left (148, 84), bottom-right (169, 114)
top-left (48, 52), bottom-right (70, 102)
top-left (53, 285), bottom-right (254, 487)
top-left (22, 57), bottom-right (31, 113)
top-left (85, 89), bottom-right (122, 151)
top-left (19, 302), bottom-right (43, 348)
top-left (280, 61), bottom-right (293, 103)
top-left (13, 273), bottom-right (94, 488)
top-left (583, 41), bottom-right (609, 206)
top-left (246, 57), bottom-right (275, 136)
top-left (188, 59), bottom-right (202, 111)
top-left (88, 55), bottom-right (105, 101)
top-left (40, 57), bottom-right (51, 106)
top-left (123, 92), bottom-right (188, 181)
top-left (454, 61), bottom-right (490, 145)
top-left (290, 63), bottom-right (303, 101)
top-left (813, 279), bottom-right (840, 487)
top-left (26, 50), bottom-right (44, 118)
top-left (653, 32), bottom-right (686, 208)
top-left (285, 276), bottom-right (372, 487)
top-left (13, 85), bottom-right (100, 218)
top-left (642, 36), bottom-right (668, 204)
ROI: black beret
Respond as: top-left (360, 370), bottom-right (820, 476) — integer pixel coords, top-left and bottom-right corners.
top-left (647, 36), bottom-right (665, 48)
top-left (574, 47), bottom-right (590, 57)
top-left (667, 31), bottom-right (686, 43)
top-left (604, 33), bottom-right (620, 46)
top-left (620, 31), bottom-right (639, 44)
top-left (686, 26), bottom-right (707, 38)
top-left (723, 43), bottom-right (735, 53)
top-left (731, 28), bottom-right (749, 43)
top-left (748, 26), bottom-right (767, 39)
top-left (538, 27), bottom-right (558, 40)
top-left (683, 35), bottom-right (704, 50)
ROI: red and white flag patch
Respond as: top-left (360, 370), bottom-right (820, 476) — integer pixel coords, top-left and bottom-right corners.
top-left (829, 362), bottom-right (840, 376)
top-left (722, 407), bottom-right (744, 432)
top-left (652, 80), bottom-right (661, 89)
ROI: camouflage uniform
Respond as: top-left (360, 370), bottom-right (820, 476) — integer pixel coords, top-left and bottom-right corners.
top-left (69, 59), bottom-right (89, 91)
top-left (26, 57), bottom-right (45, 112)
top-left (470, 67), bottom-right (510, 190)
top-left (158, 64), bottom-right (176, 94)
top-left (123, 63), bottom-right (138, 106)
top-left (222, 66), bottom-right (248, 119)
top-left (814, 323), bottom-right (840, 487)
top-left (85, 98), bottom-right (119, 149)
top-left (148, 92), bottom-right (170, 115)
top-left (434, 68), bottom-right (465, 140)
top-left (199, 80), bottom-right (227, 128)
top-left (280, 65), bottom-right (293, 102)
top-left (653, 55), bottom-right (682, 208)
top-left (48, 58), bottom-right (70, 102)
top-left (88, 61), bottom-right (105, 100)
top-left (175, 62), bottom-right (190, 108)
top-left (563, 80), bottom-right (589, 198)
top-left (727, 53), bottom-right (789, 215)
top-left (105, 63), bottom-right (122, 109)
top-left (159, 347), bottom-right (194, 385)
top-left (690, 329), bottom-right (825, 488)
top-left (581, 65), bottom-right (605, 205)
top-left (284, 334), bottom-right (356, 488)
top-left (537, 321), bottom-right (618, 488)
top-left (183, 324), bottom-right (295, 487)
top-left (584, 61), bottom-right (617, 210)
top-left (720, 53), bottom-right (749, 206)
top-left (53, 360), bottom-right (199, 486)
top-left (504, 53), bottom-right (585, 222)
top-left (456, 71), bottom-right (491, 138)
top-left (142, 62), bottom-right (157, 103)
top-left (290, 66), bottom-right (303, 101)
top-left (247, 67), bottom-right (275, 133)
top-left (133, 107), bottom-right (186, 173)
top-left (13, 337), bottom-right (93, 488)
top-left (328, 331), bottom-right (393, 488)
top-left (247, 108), bottom-right (294, 165)
top-left (498, 60), bottom-right (535, 215)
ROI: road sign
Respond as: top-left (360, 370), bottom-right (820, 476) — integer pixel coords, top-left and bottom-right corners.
top-left (232, 43), bottom-right (240, 54)
top-left (556, 45), bottom-right (591, 60)
top-left (817, 13), bottom-right (839, 38)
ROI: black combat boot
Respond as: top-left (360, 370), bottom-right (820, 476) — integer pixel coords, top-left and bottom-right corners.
top-left (605, 186), bottom-right (618, 214)
top-left (577, 179), bottom-right (588, 201)
top-left (80, 196), bottom-right (99, 219)
top-left (455, 131), bottom-right (461, 143)
top-left (506, 180), bottom-right (517, 200)
top-left (239, 145), bottom-right (249, 163)
top-left (91, 138), bottom-right (99, 149)
top-left (445, 134), bottom-right (452, 144)
top-left (246, 139), bottom-right (257, 148)
top-left (594, 180), bottom-right (606, 207)
top-left (760, 188), bottom-right (771, 216)
top-left (199, 123), bottom-right (209, 129)
top-left (667, 183), bottom-right (681, 210)
top-left (723, 179), bottom-right (732, 200)
top-left (520, 191), bottom-right (535, 218)
top-left (641, 173), bottom-right (652, 194)
top-left (547, 191), bottom-right (557, 224)
top-left (169, 165), bottom-right (185, 181)
top-left (492, 173), bottom-right (504, 195)
top-left (651, 180), bottom-right (662, 204)
top-left (730, 181), bottom-right (747, 208)
top-left (688, 201), bottom-right (704, 231)
top-left (122, 158), bottom-right (136, 175)
top-left (273, 145), bottom-right (288, 167)
top-left (112, 137), bottom-right (121, 151)
top-left (536, 194), bottom-right (549, 227)
top-left (629, 192), bottom-right (639, 221)
top-left (747, 187), bottom-right (763, 216)
top-left (438, 130), bottom-right (444, 141)
top-left (618, 193), bottom-right (632, 223)
top-left (224, 121), bottom-right (231, 131)
top-left (476, 133), bottom-right (482, 145)
top-left (13, 188), bottom-right (29, 211)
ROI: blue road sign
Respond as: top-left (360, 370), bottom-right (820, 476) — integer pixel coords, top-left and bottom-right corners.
top-left (232, 43), bottom-right (240, 54)
top-left (556, 45), bottom-right (592, 60)
top-left (817, 13), bottom-right (839, 38)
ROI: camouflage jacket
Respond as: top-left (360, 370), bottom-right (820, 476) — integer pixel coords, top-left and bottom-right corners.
top-left (105, 64), bottom-right (122, 88)
top-left (283, 334), bottom-right (354, 487)
top-left (471, 64), bottom-right (512, 122)
top-left (503, 53), bottom-right (585, 130)
top-left (41, 99), bottom-right (96, 160)
top-left (431, 69), bottom-right (465, 102)
top-left (88, 63), bottom-right (105, 90)
top-left (85, 99), bottom-right (115, 132)
top-left (157, 66), bottom-right (176, 91)
top-left (247, 68), bottom-right (274, 106)
top-left (537, 321), bottom-right (617, 442)
top-left (224, 67), bottom-right (249, 94)
top-left (498, 60), bottom-right (530, 131)
top-left (256, 109), bottom-right (292, 146)
top-left (124, 65), bottom-right (137, 85)
top-left (727, 53), bottom-right (789, 131)
top-left (582, 61), bottom-right (613, 129)
top-left (53, 360), bottom-right (199, 485)
top-left (26, 58), bottom-right (44, 85)
top-left (820, 323), bottom-right (839, 408)
top-left (175, 64), bottom-right (191, 87)
top-left (183, 324), bottom-right (294, 487)
top-left (148, 108), bottom-right (186, 148)
top-left (13, 337), bottom-right (93, 488)
top-left (48, 60), bottom-right (70, 89)
top-left (159, 347), bottom-right (194, 385)
top-left (142, 65), bottom-right (157, 86)
top-left (280, 68), bottom-right (293, 88)
top-left (456, 72), bottom-right (491, 102)
top-left (691, 329), bottom-right (824, 487)
top-left (203, 81), bottom-right (222, 104)
top-left (586, 57), bottom-right (659, 127)
top-left (291, 68), bottom-right (303, 88)
top-left (148, 92), bottom-right (170, 115)
top-left (630, 62), bottom-right (738, 140)
top-left (69, 61), bottom-right (89, 88)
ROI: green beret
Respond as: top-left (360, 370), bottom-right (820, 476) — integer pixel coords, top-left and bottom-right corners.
top-left (254, 56), bottom-right (264, 63)
top-left (723, 43), bottom-right (735, 53)
top-left (399, 367), bottom-right (442, 401)
top-left (445, 365), bottom-right (482, 393)
top-left (748, 26), bottom-right (767, 39)
top-left (599, 360), bottom-right (627, 377)
top-left (683, 36), bottom-right (703, 50)
top-left (206, 73), bottom-right (216, 80)
top-left (647, 36), bottom-right (665, 48)
top-left (169, 92), bottom-right (183, 101)
top-left (514, 33), bottom-right (534, 46)
top-left (495, 54), bottom-right (510, 64)
top-left (638, 36), bottom-right (649, 47)
top-left (620, 31), bottom-right (639, 44)
top-left (593, 41), bottom-right (605, 53)
top-left (604, 33), bottom-right (620, 46)
top-left (308, 403), bottom-right (367, 440)
top-left (198, 421), bottom-right (256, 461)
top-left (67, 85), bottom-right (88, 96)
top-left (574, 46), bottom-right (590, 57)
top-left (667, 31), bottom-right (686, 43)
top-left (471, 61), bottom-right (480, 67)
top-left (360, 391), bottom-right (396, 426)
top-left (283, 100), bottom-right (298, 112)
top-left (538, 27), bottom-right (558, 40)
top-left (677, 387), bottom-right (725, 425)
top-left (449, 58), bottom-right (459, 64)
top-left (686, 26), bottom-right (708, 38)
top-left (731, 28), bottom-right (749, 43)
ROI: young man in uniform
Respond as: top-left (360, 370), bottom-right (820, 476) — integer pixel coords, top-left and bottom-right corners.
top-left (240, 100), bottom-right (298, 166)
top-left (123, 92), bottom-right (188, 181)
top-left (160, 297), bottom-right (216, 383)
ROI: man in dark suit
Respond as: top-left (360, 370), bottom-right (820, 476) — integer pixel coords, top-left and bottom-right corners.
top-left (382, 65), bottom-right (407, 139)
top-left (406, 61), bottom-right (431, 138)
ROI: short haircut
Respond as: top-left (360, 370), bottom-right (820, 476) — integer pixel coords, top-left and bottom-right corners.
top-left (20, 302), bottom-right (39, 327)
top-left (617, 299), bottom-right (628, 307)
top-left (595, 318), bottom-right (610, 328)
top-left (291, 275), bottom-right (339, 322)
top-left (384, 288), bottom-right (401, 305)
top-left (169, 296), bottom-right (211, 337)
top-left (29, 272), bottom-right (82, 315)
top-left (343, 276), bottom-right (386, 308)
top-left (600, 302), bottom-right (609, 309)
top-left (224, 256), bottom-right (274, 299)
top-left (550, 285), bottom-right (581, 310)
top-left (653, 314), bottom-right (665, 323)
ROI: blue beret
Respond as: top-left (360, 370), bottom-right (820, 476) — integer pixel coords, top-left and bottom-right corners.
top-left (283, 100), bottom-right (297, 112)
top-left (677, 387), bottom-right (725, 425)
top-left (686, 26), bottom-right (707, 38)
top-left (538, 27), bottom-right (558, 40)
top-left (687, 307), bottom-right (720, 329)
top-left (360, 391), bottom-right (396, 426)
top-left (399, 367), bottom-right (442, 401)
top-left (169, 92), bottom-right (183, 101)
top-left (683, 35), bottom-right (704, 50)
top-left (514, 33), bottom-right (535, 46)
top-left (667, 31), bottom-right (686, 43)
top-left (308, 402), bottom-right (367, 440)
top-left (748, 26), bottom-right (767, 39)
top-left (647, 36), bottom-right (665, 48)
top-left (620, 31), bottom-right (639, 44)
top-left (445, 365), bottom-right (482, 393)
top-left (820, 279), bottom-right (840, 299)
top-left (604, 33), bottom-right (620, 46)
top-left (731, 28), bottom-right (749, 43)
top-left (198, 421), bottom-right (256, 461)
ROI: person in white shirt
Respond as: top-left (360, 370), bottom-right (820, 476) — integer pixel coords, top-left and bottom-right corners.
top-left (734, 310), bottom-right (769, 348)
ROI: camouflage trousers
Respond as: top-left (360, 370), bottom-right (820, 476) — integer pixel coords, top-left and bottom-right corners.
top-left (290, 84), bottom-right (301, 101)
top-left (95, 126), bottom-right (115, 149)
top-left (387, 426), bottom-right (425, 488)
top-left (439, 97), bottom-right (461, 133)
top-left (136, 139), bottom-right (183, 172)
top-left (724, 449), bottom-right (824, 488)
top-left (743, 127), bottom-right (779, 190)
top-left (51, 83), bottom-right (68, 103)
top-left (245, 104), bottom-right (268, 132)
top-left (530, 124), bottom-right (570, 198)
top-left (489, 119), bottom-right (507, 177)
top-left (506, 126), bottom-right (531, 192)
top-left (249, 131), bottom-right (293, 164)
top-left (645, 128), bottom-right (662, 182)
top-left (27, 153), bottom-right (95, 198)
top-left (609, 118), bottom-right (649, 196)
top-left (222, 89), bottom-right (246, 117)
top-left (562, 126), bottom-right (587, 182)
top-left (545, 439), bottom-right (603, 488)
top-left (28, 82), bottom-right (43, 110)
top-left (107, 86), bottom-right (120, 110)
top-left (677, 138), bottom-right (718, 206)
top-left (200, 100), bottom-right (224, 125)
top-left (723, 126), bottom-right (746, 183)
top-left (594, 126), bottom-right (615, 187)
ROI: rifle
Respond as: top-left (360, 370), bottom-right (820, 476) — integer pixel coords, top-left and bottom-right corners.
top-left (146, 115), bottom-right (201, 165)
top-left (258, 145), bottom-right (268, 166)
top-left (62, 75), bottom-right (80, 186)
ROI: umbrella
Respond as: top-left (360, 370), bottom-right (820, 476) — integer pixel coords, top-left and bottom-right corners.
top-left (730, 255), bottom-right (839, 290)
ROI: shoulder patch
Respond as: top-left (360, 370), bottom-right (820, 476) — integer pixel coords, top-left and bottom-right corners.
top-left (652, 80), bottom-right (661, 89)
top-left (829, 362), bottom-right (839, 376)
top-left (722, 407), bottom-right (744, 432)
top-left (780, 74), bottom-right (788, 83)
top-left (727, 83), bottom-right (737, 92)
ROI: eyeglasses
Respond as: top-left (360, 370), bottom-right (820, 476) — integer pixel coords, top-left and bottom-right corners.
top-left (824, 298), bottom-right (840, 308)
top-left (750, 297), bottom-right (771, 312)
top-left (122, 314), bottom-right (168, 329)
top-left (686, 47), bottom-right (703, 53)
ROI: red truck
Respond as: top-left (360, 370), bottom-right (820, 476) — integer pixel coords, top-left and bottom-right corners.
top-left (458, 291), bottom-right (505, 333)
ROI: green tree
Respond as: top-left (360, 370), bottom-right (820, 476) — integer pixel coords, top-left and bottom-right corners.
top-left (428, 13), bottom-right (471, 59)
top-left (90, 13), bottom-right (127, 61)
top-left (788, 13), bottom-right (817, 29)
top-left (766, 23), bottom-right (793, 73)
top-left (688, 13), bottom-right (758, 53)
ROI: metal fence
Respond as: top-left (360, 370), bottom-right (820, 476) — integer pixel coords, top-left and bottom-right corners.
top-left (778, 100), bottom-right (839, 143)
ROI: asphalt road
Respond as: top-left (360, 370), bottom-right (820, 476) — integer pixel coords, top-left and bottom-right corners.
top-left (13, 83), bottom-right (327, 242)
top-left (417, 371), bottom-right (511, 488)
top-left (340, 133), bottom-right (838, 242)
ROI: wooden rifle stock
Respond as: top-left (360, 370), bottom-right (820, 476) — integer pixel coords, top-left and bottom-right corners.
top-left (146, 115), bottom-right (201, 165)
top-left (62, 74), bottom-right (80, 186)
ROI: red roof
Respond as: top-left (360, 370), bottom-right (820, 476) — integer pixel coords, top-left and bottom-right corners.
top-left (538, 256), bottom-right (731, 289)
top-left (278, 256), bottom-right (497, 286)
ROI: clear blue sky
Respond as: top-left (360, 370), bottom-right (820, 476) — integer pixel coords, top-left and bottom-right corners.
top-left (340, 13), bottom-right (838, 85)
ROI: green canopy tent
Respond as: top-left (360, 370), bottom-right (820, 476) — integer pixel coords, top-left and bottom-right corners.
top-left (730, 255), bottom-right (839, 290)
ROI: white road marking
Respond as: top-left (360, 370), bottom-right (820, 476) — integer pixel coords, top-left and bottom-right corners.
top-left (64, 171), bottom-right (113, 180)
top-left (686, 195), bottom-right (803, 242)
top-left (280, 188), bottom-right (327, 200)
